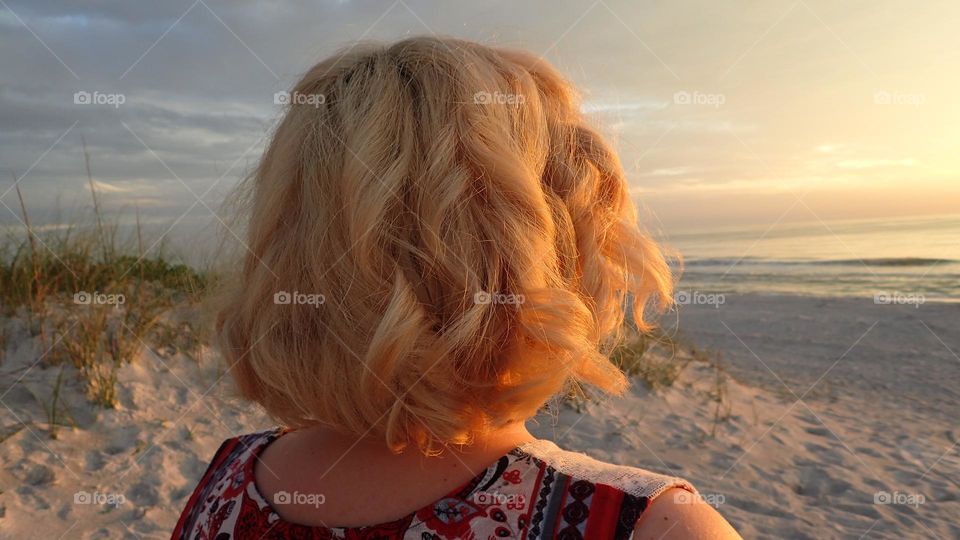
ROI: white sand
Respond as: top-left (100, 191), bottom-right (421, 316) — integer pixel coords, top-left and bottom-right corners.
top-left (1, 294), bottom-right (957, 539)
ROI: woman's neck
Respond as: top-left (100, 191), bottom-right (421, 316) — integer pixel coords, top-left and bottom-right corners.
top-left (255, 421), bottom-right (536, 528)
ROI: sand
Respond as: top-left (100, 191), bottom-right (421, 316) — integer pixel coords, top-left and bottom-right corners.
top-left (1, 294), bottom-right (957, 539)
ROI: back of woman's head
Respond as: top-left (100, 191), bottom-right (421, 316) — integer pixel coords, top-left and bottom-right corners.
top-left (218, 36), bottom-right (674, 453)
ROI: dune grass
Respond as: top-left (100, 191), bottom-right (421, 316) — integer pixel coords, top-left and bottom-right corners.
top-left (611, 330), bottom-right (691, 391)
top-left (2, 159), bottom-right (207, 419)
top-left (564, 328), bottom-right (733, 437)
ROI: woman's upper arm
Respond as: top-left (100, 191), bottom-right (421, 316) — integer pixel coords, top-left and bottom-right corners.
top-left (632, 488), bottom-right (742, 540)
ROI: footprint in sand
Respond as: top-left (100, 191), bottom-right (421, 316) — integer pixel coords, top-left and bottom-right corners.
top-left (84, 450), bottom-right (106, 472)
top-left (126, 481), bottom-right (160, 507)
top-left (81, 527), bottom-right (113, 539)
top-left (853, 446), bottom-right (884, 458)
top-left (802, 442), bottom-right (847, 466)
top-left (24, 463), bottom-right (56, 486)
top-left (168, 485), bottom-right (194, 505)
top-left (804, 426), bottom-right (831, 437)
top-left (15, 485), bottom-right (50, 510)
top-left (832, 501), bottom-right (882, 520)
top-left (793, 464), bottom-right (853, 498)
top-left (724, 494), bottom-right (795, 519)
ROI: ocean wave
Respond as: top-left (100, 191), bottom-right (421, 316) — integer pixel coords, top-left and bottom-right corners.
top-left (684, 257), bottom-right (958, 267)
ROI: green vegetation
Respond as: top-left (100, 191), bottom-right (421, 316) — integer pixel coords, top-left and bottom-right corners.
top-left (611, 330), bottom-right (691, 391)
top-left (1, 156), bottom-right (208, 419)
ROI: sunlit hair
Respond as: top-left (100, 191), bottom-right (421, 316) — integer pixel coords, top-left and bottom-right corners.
top-left (216, 36), bottom-right (674, 453)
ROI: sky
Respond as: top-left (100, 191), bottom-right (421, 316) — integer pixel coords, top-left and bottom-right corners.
top-left (1, 0), bottom-right (958, 250)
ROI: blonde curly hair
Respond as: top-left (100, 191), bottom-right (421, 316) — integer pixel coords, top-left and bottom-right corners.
top-left (216, 36), bottom-right (674, 453)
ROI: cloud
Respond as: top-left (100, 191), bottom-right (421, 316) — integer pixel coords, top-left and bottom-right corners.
top-left (1, 0), bottom-right (955, 237)
top-left (89, 180), bottom-right (131, 193)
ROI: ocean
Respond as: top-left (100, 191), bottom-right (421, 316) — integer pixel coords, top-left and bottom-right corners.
top-left (664, 214), bottom-right (960, 302)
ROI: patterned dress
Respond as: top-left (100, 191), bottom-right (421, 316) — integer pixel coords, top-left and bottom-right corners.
top-left (172, 428), bottom-right (695, 539)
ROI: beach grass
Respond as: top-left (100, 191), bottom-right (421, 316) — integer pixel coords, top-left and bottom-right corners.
top-left (2, 169), bottom-right (208, 417)
top-left (611, 330), bottom-right (691, 390)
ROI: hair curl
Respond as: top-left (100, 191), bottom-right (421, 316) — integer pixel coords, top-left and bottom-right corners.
top-left (216, 36), bottom-right (674, 453)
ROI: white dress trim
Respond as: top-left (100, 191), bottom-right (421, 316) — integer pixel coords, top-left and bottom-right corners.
top-left (517, 439), bottom-right (697, 501)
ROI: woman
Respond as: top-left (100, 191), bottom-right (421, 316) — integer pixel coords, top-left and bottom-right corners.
top-left (174, 36), bottom-right (740, 539)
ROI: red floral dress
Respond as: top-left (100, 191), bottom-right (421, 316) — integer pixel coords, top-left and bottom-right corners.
top-left (172, 429), bottom-right (695, 539)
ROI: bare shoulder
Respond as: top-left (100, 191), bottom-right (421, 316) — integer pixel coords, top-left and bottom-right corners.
top-left (632, 488), bottom-right (742, 540)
